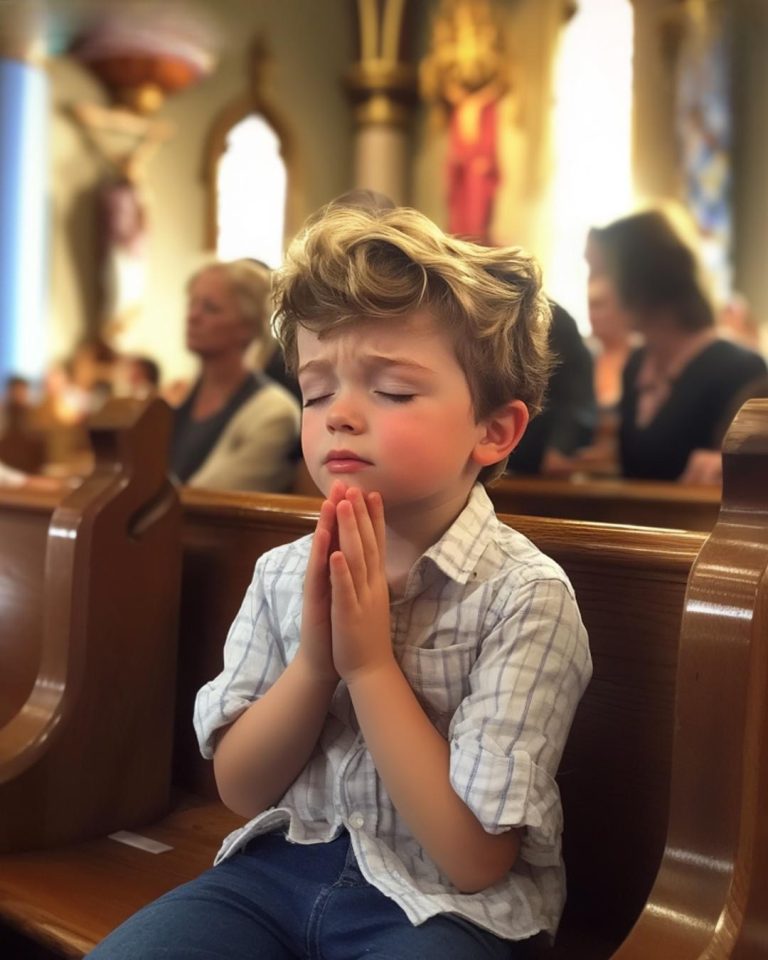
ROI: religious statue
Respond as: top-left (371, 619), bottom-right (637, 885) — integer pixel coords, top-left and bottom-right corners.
top-left (68, 5), bottom-right (217, 351)
top-left (420, 0), bottom-right (510, 245)
top-left (70, 100), bottom-right (172, 351)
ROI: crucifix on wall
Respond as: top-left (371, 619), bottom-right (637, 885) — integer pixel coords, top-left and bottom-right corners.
top-left (70, 101), bottom-right (174, 352)
top-left (67, 5), bottom-right (217, 352)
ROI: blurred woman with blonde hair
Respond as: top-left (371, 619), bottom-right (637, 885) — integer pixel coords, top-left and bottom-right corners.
top-left (169, 258), bottom-right (300, 492)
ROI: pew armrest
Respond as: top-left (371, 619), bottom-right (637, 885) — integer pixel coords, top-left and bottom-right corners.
top-left (609, 398), bottom-right (768, 959)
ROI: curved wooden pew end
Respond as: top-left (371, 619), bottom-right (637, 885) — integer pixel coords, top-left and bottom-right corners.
top-left (0, 398), bottom-right (182, 853)
top-left (610, 398), bottom-right (768, 959)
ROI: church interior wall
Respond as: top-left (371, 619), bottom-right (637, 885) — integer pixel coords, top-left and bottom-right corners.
top-left (30, 0), bottom-right (768, 388)
top-left (45, 0), bottom-right (354, 386)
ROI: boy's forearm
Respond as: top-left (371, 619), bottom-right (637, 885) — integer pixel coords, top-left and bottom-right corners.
top-left (213, 653), bottom-right (338, 819)
top-left (347, 661), bottom-right (520, 893)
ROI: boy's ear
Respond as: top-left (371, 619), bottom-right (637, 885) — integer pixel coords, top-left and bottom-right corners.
top-left (472, 400), bottom-right (529, 468)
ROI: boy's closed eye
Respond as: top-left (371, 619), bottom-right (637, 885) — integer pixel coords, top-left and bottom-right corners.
top-left (375, 391), bottom-right (416, 403)
top-left (301, 390), bottom-right (417, 408)
top-left (302, 394), bottom-right (332, 408)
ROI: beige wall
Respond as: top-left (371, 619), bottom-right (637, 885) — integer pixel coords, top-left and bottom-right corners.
top-left (44, 0), bottom-right (768, 384)
top-left (732, 0), bottom-right (768, 353)
top-left (46, 0), bottom-right (354, 386)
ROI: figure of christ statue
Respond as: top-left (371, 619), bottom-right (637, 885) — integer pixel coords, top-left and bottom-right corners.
top-left (444, 76), bottom-right (504, 244)
top-left (70, 101), bottom-right (173, 351)
top-left (420, 0), bottom-right (513, 246)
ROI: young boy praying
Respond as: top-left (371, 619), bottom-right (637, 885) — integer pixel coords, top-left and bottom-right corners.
top-left (88, 202), bottom-right (591, 960)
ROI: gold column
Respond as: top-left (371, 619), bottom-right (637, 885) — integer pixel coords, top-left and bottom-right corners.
top-left (344, 0), bottom-right (417, 204)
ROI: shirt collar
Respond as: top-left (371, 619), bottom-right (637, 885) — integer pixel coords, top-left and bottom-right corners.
top-left (401, 484), bottom-right (497, 597)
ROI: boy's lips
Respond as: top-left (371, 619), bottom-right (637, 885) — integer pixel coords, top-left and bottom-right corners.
top-left (323, 450), bottom-right (372, 473)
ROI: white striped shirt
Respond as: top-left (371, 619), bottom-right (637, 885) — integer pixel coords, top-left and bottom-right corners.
top-left (194, 484), bottom-right (591, 941)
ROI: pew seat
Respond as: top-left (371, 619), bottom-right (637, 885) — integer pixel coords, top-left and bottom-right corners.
top-left (1, 399), bottom-right (767, 959)
top-left (0, 796), bottom-right (242, 957)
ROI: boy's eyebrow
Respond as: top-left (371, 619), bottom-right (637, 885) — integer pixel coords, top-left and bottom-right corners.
top-left (297, 356), bottom-right (433, 377)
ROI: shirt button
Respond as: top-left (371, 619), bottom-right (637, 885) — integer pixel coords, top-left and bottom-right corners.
top-left (348, 812), bottom-right (365, 830)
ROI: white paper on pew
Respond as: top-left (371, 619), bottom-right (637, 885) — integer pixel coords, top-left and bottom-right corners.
top-left (108, 830), bottom-right (173, 854)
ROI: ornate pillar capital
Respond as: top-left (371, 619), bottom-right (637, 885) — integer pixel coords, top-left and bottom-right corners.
top-left (344, 58), bottom-right (417, 128)
top-left (345, 1), bottom-right (416, 202)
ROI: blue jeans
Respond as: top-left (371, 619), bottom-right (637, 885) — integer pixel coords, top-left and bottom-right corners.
top-left (86, 830), bottom-right (531, 959)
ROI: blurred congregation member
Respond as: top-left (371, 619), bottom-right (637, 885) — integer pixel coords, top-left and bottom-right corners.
top-left (170, 258), bottom-right (300, 492)
top-left (27, 342), bottom-right (117, 473)
top-left (116, 354), bottom-right (162, 400)
top-left (591, 210), bottom-right (767, 484)
top-left (585, 275), bottom-right (636, 416)
top-left (0, 375), bottom-right (46, 473)
top-left (506, 301), bottom-right (596, 476)
top-left (718, 291), bottom-right (762, 353)
top-left (572, 272), bottom-right (641, 474)
top-left (0, 458), bottom-right (68, 492)
top-left (0, 375), bottom-right (32, 427)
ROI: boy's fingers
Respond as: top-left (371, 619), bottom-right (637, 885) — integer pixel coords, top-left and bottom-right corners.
top-left (304, 527), bottom-right (331, 620)
top-left (346, 488), bottom-right (379, 576)
top-left (365, 492), bottom-right (387, 572)
top-left (328, 479), bottom-right (347, 505)
top-left (329, 550), bottom-right (356, 609)
top-left (336, 499), bottom-right (366, 596)
top-left (307, 526), bottom-right (330, 585)
top-left (316, 498), bottom-right (339, 552)
top-left (316, 498), bottom-right (337, 534)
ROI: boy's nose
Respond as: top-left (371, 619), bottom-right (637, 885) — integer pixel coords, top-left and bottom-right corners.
top-left (326, 396), bottom-right (364, 434)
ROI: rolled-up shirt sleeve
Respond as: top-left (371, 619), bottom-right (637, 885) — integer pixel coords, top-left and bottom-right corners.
top-left (193, 554), bottom-right (288, 757)
top-left (449, 576), bottom-right (591, 866)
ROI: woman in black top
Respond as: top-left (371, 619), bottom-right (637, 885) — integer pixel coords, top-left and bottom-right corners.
top-left (589, 211), bottom-right (767, 483)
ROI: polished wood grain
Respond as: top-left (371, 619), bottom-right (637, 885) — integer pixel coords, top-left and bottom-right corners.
top-left (611, 398), bottom-right (768, 960)
top-left (0, 398), bottom-right (182, 853)
top-left (489, 473), bottom-right (721, 531)
top-left (0, 797), bottom-right (244, 959)
top-left (296, 455), bottom-right (722, 532)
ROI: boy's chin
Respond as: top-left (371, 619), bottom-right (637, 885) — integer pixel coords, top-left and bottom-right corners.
top-left (317, 475), bottom-right (383, 501)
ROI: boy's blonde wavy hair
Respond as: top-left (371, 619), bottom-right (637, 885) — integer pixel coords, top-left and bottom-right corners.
top-left (272, 202), bottom-right (553, 483)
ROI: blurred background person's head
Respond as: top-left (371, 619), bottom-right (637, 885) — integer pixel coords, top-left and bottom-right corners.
top-left (589, 209), bottom-right (714, 339)
top-left (185, 259), bottom-right (271, 368)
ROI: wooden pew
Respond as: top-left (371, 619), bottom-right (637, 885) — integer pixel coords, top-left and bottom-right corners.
top-left (489, 473), bottom-right (721, 531)
top-left (0, 398), bottom-right (182, 853)
top-left (296, 456), bottom-right (722, 533)
top-left (1, 399), bottom-right (767, 959)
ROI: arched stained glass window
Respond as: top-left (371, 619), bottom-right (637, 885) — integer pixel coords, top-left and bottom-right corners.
top-left (216, 113), bottom-right (287, 267)
top-left (203, 38), bottom-right (298, 269)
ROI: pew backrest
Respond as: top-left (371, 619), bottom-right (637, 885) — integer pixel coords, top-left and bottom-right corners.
top-left (0, 398), bottom-right (182, 853)
top-left (489, 474), bottom-right (721, 531)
